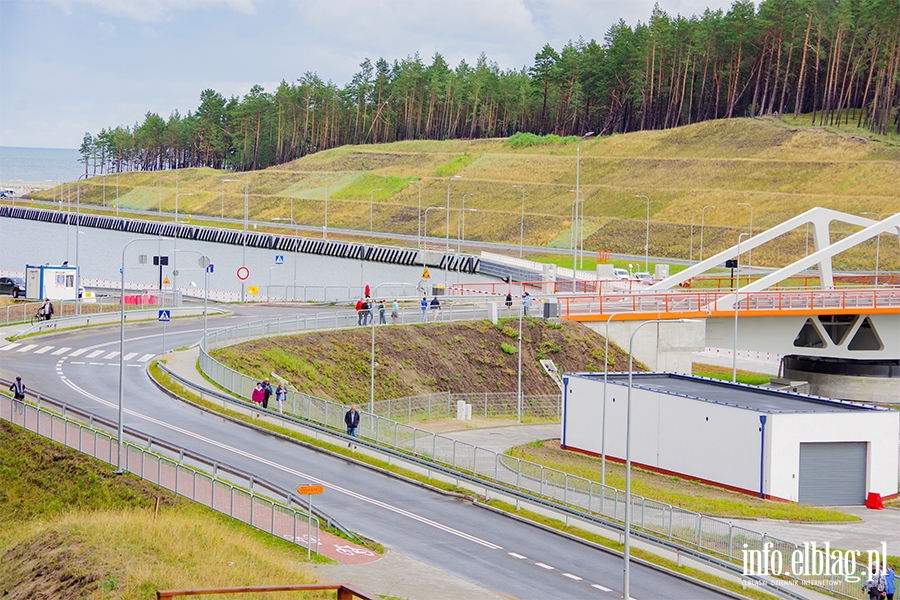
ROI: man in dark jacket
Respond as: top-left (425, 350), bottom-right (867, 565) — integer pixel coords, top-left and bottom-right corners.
top-left (261, 378), bottom-right (273, 409)
top-left (344, 406), bottom-right (360, 447)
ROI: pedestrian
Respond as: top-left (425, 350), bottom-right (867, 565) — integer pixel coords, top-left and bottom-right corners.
top-left (275, 382), bottom-right (287, 414)
top-left (8, 376), bottom-right (25, 400)
top-left (505, 292), bottom-right (513, 316)
top-left (355, 298), bottom-right (364, 325)
top-left (251, 381), bottom-right (264, 417)
top-left (420, 296), bottom-right (428, 322)
top-left (378, 300), bottom-right (386, 324)
top-left (391, 298), bottom-right (399, 324)
top-left (885, 563), bottom-right (895, 600)
top-left (261, 378), bottom-right (272, 409)
top-left (362, 298), bottom-right (372, 325)
top-left (865, 563), bottom-right (887, 600)
top-left (344, 405), bottom-right (360, 447)
top-left (523, 292), bottom-right (531, 316)
top-left (430, 295), bottom-right (441, 321)
top-left (42, 298), bottom-right (55, 321)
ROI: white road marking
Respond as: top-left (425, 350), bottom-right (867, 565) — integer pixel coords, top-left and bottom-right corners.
top-left (16, 344), bottom-right (38, 352)
top-left (123, 352), bottom-right (138, 360)
top-left (103, 351), bottom-right (119, 359)
top-left (52, 347), bottom-right (72, 355)
top-left (562, 573), bottom-right (582, 581)
top-left (127, 364), bottom-right (142, 368)
top-left (86, 350), bottom-right (104, 358)
top-left (1, 344), bottom-right (21, 351)
top-left (138, 353), bottom-right (155, 362)
top-left (70, 361), bottom-right (85, 365)
top-left (34, 346), bottom-right (54, 354)
top-left (89, 362), bottom-right (105, 365)
top-left (68, 348), bottom-right (86, 356)
top-left (534, 562), bottom-right (554, 570)
top-left (508, 552), bottom-right (527, 560)
top-left (592, 584), bottom-right (612, 592)
top-left (57, 376), bottom-right (504, 551)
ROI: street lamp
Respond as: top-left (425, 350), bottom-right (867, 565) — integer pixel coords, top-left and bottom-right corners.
top-left (517, 289), bottom-right (524, 423)
top-left (737, 202), bottom-right (753, 274)
top-left (513, 185), bottom-right (526, 257)
top-left (118, 237), bottom-right (161, 473)
top-left (416, 180), bottom-right (423, 249)
top-left (458, 194), bottom-right (474, 253)
top-left (174, 193), bottom-right (193, 224)
top-left (370, 188), bottom-right (382, 232)
top-left (370, 282), bottom-right (414, 416)
top-left (575, 132), bottom-right (594, 268)
top-left (316, 175), bottom-right (330, 241)
top-left (624, 318), bottom-right (694, 600)
top-left (733, 232), bottom-right (750, 382)
top-left (636, 194), bottom-right (650, 272)
top-left (600, 312), bottom-right (621, 488)
top-left (446, 175), bottom-right (462, 288)
top-left (569, 190), bottom-right (583, 289)
top-left (700, 205), bottom-right (715, 262)
top-left (223, 179), bottom-right (249, 302)
top-left (274, 217), bottom-right (299, 300)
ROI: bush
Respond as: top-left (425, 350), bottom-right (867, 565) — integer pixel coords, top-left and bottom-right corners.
top-left (501, 342), bottom-right (518, 355)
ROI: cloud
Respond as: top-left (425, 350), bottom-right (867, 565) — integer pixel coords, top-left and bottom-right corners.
top-left (41, 0), bottom-right (258, 22)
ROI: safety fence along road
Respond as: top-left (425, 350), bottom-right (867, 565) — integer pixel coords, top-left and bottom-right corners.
top-left (198, 313), bottom-right (871, 600)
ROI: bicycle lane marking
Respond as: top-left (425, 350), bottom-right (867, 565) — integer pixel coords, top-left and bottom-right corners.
top-left (56, 376), bottom-right (503, 553)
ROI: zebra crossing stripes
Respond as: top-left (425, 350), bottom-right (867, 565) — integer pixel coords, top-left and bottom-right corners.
top-left (33, 346), bottom-right (54, 354)
top-left (123, 352), bottom-right (138, 361)
top-left (68, 348), bottom-right (87, 356)
top-left (85, 350), bottom-right (104, 359)
top-left (16, 344), bottom-right (38, 352)
top-left (52, 347), bottom-right (72, 355)
top-left (3, 343), bottom-right (156, 364)
top-left (0, 343), bottom-right (21, 351)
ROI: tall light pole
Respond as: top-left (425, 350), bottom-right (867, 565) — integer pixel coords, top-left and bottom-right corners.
top-left (700, 205), bottom-right (715, 262)
top-left (223, 179), bottom-right (249, 302)
top-left (601, 312), bottom-right (621, 487)
top-left (118, 237), bottom-right (160, 472)
top-left (220, 180), bottom-right (226, 219)
top-left (737, 202), bottom-right (753, 274)
top-left (569, 190), bottom-right (583, 289)
top-left (174, 249), bottom-right (211, 340)
top-left (416, 180), bottom-right (423, 249)
top-left (274, 218), bottom-right (298, 300)
top-left (517, 289), bottom-right (524, 423)
top-left (513, 185), bottom-right (526, 257)
top-left (575, 132), bottom-right (594, 269)
top-left (61, 181), bottom-right (72, 262)
top-left (75, 174), bottom-right (90, 315)
top-left (369, 188), bottom-right (382, 232)
top-left (624, 318), bottom-right (693, 600)
top-left (733, 232), bottom-right (750, 383)
top-left (636, 194), bottom-right (650, 272)
top-left (689, 209), bottom-right (698, 263)
top-left (445, 175), bottom-right (461, 289)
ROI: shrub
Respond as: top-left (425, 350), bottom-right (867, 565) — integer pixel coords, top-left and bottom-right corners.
top-left (501, 342), bottom-right (518, 355)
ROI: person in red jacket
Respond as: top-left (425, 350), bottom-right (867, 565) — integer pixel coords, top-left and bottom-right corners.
top-left (355, 298), bottom-right (364, 325)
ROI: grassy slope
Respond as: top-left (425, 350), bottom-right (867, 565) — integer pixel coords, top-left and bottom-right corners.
top-left (0, 421), bottom-right (325, 599)
top-left (30, 116), bottom-right (899, 271)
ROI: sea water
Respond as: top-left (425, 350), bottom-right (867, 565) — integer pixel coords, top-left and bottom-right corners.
top-left (0, 146), bottom-right (83, 185)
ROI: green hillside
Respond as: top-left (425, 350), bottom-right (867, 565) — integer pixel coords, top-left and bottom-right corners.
top-left (32, 117), bottom-right (900, 271)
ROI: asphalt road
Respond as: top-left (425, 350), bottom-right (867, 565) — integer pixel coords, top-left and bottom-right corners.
top-left (2, 304), bottom-right (732, 600)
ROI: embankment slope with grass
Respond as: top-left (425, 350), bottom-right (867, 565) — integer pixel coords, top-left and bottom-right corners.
top-left (30, 117), bottom-right (900, 271)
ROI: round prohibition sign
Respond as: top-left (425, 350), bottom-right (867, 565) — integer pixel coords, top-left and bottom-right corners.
top-left (236, 266), bottom-right (250, 281)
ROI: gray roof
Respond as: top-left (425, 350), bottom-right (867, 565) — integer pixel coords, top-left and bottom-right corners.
top-left (567, 372), bottom-right (881, 414)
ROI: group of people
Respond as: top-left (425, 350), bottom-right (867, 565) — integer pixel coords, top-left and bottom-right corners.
top-left (250, 378), bottom-right (288, 415)
top-left (357, 297), bottom-right (401, 325)
top-left (504, 291), bottom-right (534, 316)
top-left (420, 296), bottom-right (441, 321)
top-left (865, 563), bottom-right (896, 600)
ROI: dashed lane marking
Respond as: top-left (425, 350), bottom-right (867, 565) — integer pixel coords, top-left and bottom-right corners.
top-left (68, 348), bottom-right (86, 356)
top-left (562, 573), bottom-right (583, 581)
top-left (70, 361), bottom-right (85, 365)
top-left (52, 347), bottom-right (72, 355)
top-left (592, 584), bottom-right (612, 592)
top-left (34, 346), bottom-right (54, 354)
top-left (127, 364), bottom-right (142, 368)
top-left (1, 344), bottom-right (21, 351)
top-left (16, 344), bottom-right (38, 353)
top-left (534, 562), bottom-right (554, 570)
top-left (122, 352), bottom-right (137, 361)
top-left (86, 350), bottom-right (104, 359)
top-left (508, 552), bottom-right (527, 560)
top-left (89, 362), bottom-right (105, 366)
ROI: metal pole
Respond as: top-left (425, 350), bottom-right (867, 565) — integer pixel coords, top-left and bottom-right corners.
top-left (517, 293), bottom-right (523, 423)
top-left (446, 175), bottom-right (460, 289)
top-left (514, 185), bottom-right (525, 258)
top-left (417, 180), bottom-right (422, 249)
top-left (636, 195), bottom-right (650, 272)
top-left (737, 202), bottom-right (753, 274)
top-left (700, 205), bottom-right (715, 262)
top-left (601, 312), bottom-right (618, 487)
top-left (689, 210), bottom-right (698, 263)
top-left (733, 233), bottom-right (750, 382)
top-left (75, 174), bottom-right (90, 315)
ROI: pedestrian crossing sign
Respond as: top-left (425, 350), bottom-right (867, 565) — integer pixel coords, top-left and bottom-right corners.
top-left (422, 267), bottom-right (431, 279)
top-left (275, 255), bottom-right (284, 264)
top-left (158, 310), bottom-right (171, 322)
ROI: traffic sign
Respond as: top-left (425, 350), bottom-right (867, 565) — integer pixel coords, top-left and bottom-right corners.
top-left (206, 264), bottom-right (214, 273)
top-left (236, 266), bottom-right (250, 280)
top-left (422, 267), bottom-right (431, 279)
top-left (275, 255), bottom-right (285, 265)
top-left (163, 277), bottom-right (171, 285)
top-left (297, 485), bottom-right (324, 495)
top-left (248, 285), bottom-right (259, 295)
top-left (158, 310), bottom-right (171, 322)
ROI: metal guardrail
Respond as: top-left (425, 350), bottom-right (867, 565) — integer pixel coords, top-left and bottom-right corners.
top-left (372, 390), bottom-right (561, 422)
top-left (0, 390), bottom-right (320, 557)
top-left (197, 312), bottom-right (871, 600)
top-left (14, 306), bottom-right (229, 337)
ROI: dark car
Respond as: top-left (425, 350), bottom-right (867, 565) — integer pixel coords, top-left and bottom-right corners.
top-left (0, 277), bottom-right (26, 298)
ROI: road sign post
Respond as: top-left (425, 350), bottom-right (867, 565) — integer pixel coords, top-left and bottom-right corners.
top-left (158, 310), bottom-right (171, 354)
top-left (297, 484), bottom-right (324, 559)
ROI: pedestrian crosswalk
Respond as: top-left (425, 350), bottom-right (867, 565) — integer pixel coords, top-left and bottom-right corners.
top-left (0, 342), bottom-right (156, 364)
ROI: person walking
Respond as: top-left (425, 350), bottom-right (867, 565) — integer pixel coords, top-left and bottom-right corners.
top-left (275, 382), bottom-right (287, 414)
top-left (251, 381), bottom-right (264, 417)
top-left (505, 292), bottom-right (513, 316)
top-left (378, 300), bottom-right (386, 324)
top-left (362, 299), bottom-right (372, 325)
top-left (344, 406), bottom-right (360, 447)
top-left (391, 299), bottom-right (399, 324)
top-left (522, 292), bottom-right (532, 316)
top-left (355, 298), bottom-right (364, 326)
top-left (865, 563), bottom-right (887, 600)
top-left (420, 296), bottom-right (428, 322)
top-left (41, 298), bottom-right (55, 321)
top-left (430, 296), bottom-right (441, 321)
top-left (9, 376), bottom-right (25, 400)
top-left (884, 563), bottom-right (895, 600)
top-left (261, 378), bottom-right (273, 409)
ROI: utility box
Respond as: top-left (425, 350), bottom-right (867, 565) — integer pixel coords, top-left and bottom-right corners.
top-left (25, 264), bottom-right (78, 301)
top-left (543, 298), bottom-right (558, 319)
top-left (654, 264), bottom-right (670, 279)
top-left (432, 285), bottom-right (445, 296)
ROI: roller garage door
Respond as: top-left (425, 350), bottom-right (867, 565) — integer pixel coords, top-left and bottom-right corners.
top-left (798, 442), bottom-right (867, 505)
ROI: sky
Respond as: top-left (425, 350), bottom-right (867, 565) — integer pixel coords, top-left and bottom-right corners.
top-left (0, 0), bottom-right (738, 149)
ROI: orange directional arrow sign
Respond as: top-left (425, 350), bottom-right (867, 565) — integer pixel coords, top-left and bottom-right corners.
top-left (297, 484), bottom-right (324, 495)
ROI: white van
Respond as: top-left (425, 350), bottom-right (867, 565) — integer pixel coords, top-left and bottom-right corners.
top-left (612, 268), bottom-right (630, 280)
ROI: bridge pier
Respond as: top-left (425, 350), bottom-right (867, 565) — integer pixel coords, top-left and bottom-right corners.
top-left (582, 319), bottom-right (705, 373)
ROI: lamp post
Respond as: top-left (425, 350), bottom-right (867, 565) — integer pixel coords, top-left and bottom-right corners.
top-left (220, 180), bottom-right (226, 219)
top-left (416, 180), bottom-right (423, 249)
top-left (118, 237), bottom-right (160, 472)
top-left (75, 174), bottom-right (91, 315)
top-left (174, 193), bottom-right (193, 224)
top-left (636, 194), bottom-right (650, 272)
top-left (445, 175), bottom-right (461, 289)
top-left (61, 181), bottom-right (72, 262)
top-left (624, 318), bottom-right (693, 600)
top-left (689, 210), bottom-right (698, 263)
top-left (737, 202), bottom-right (753, 274)
top-left (600, 312), bottom-right (622, 487)
top-left (513, 185), bottom-right (526, 257)
top-left (458, 194), bottom-right (474, 253)
top-left (273, 217), bottom-right (298, 300)
top-left (733, 232), bottom-right (750, 383)
top-left (569, 190), bottom-right (583, 290)
top-left (700, 205), bottom-right (715, 262)
top-left (517, 289), bottom-right (524, 423)
top-left (575, 132), bottom-right (594, 269)
top-left (223, 179), bottom-right (249, 301)
top-left (369, 188), bottom-right (382, 232)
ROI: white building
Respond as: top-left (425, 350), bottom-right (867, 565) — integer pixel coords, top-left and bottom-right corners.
top-left (25, 264), bottom-right (78, 301)
top-left (561, 373), bottom-right (898, 505)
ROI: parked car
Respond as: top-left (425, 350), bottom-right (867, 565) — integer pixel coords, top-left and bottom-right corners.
top-left (0, 276), bottom-right (26, 298)
top-left (632, 272), bottom-right (653, 282)
top-left (612, 268), bottom-right (630, 280)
